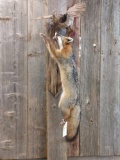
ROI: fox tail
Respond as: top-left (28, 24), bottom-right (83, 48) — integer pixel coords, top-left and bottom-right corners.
top-left (66, 105), bottom-right (80, 142)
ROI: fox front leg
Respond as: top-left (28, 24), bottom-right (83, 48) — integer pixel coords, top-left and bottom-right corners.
top-left (60, 119), bottom-right (66, 126)
top-left (40, 33), bottom-right (48, 43)
top-left (40, 33), bottom-right (58, 59)
top-left (53, 32), bottom-right (63, 50)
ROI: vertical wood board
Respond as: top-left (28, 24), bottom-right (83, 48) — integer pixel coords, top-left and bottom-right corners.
top-left (39, 156), bottom-right (120, 160)
top-left (100, 0), bottom-right (120, 156)
top-left (0, 0), bottom-right (28, 159)
top-left (0, 1), bottom-right (16, 158)
top-left (69, 156), bottom-right (120, 160)
top-left (27, 0), bottom-right (47, 158)
top-left (113, 0), bottom-right (120, 155)
top-left (13, 0), bottom-right (28, 158)
top-left (80, 0), bottom-right (101, 156)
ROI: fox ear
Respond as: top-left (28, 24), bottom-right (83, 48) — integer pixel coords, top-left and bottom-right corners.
top-left (67, 37), bottom-right (73, 43)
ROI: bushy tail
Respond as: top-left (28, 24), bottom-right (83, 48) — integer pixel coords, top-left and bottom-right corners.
top-left (66, 105), bottom-right (80, 142)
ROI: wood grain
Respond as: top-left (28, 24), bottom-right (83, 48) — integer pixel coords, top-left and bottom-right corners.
top-left (0, 0), bottom-right (120, 159)
top-left (70, 156), bottom-right (120, 160)
top-left (41, 156), bottom-right (120, 160)
top-left (27, 0), bottom-right (47, 158)
top-left (100, 0), bottom-right (120, 156)
top-left (80, 0), bottom-right (101, 156)
top-left (0, 0), bottom-right (28, 159)
top-left (14, 0), bottom-right (28, 158)
top-left (0, 1), bottom-right (16, 158)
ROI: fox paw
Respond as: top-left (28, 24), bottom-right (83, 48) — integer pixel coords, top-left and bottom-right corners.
top-left (60, 119), bottom-right (66, 126)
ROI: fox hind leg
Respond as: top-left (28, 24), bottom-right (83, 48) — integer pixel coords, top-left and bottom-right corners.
top-left (60, 107), bottom-right (71, 125)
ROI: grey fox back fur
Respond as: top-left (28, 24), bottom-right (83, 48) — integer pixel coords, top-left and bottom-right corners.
top-left (40, 33), bottom-right (80, 141)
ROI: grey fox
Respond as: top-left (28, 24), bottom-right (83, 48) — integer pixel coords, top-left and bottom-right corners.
top-left (40, 33), bottom-right (80, 142)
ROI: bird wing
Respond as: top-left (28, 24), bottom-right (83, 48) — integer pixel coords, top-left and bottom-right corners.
top-left (67, 3), bottom-right (86, 17)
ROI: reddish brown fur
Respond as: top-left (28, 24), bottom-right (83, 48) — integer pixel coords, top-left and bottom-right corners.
top-left (40, 33), bottom-right (80, 142)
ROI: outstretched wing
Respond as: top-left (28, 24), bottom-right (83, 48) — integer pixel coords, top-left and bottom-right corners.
top-left (67, 3), bottom-right (86, 17)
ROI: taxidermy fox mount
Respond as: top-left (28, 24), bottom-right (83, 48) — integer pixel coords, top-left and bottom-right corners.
top-left (40, 33), bottom-right (80, 142)
top-left (37, 3), bottom-right (85, 96)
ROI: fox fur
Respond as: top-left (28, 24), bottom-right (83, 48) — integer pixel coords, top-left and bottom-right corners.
top-left (40, 33), bottom-right (80, 142)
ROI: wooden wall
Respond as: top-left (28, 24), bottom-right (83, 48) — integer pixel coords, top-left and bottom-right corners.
top-left (0, 0), bottom-right (120, 159)
top-left (80, 0), bottom-right (120, 156)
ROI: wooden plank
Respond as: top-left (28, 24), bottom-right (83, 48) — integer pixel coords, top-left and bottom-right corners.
top-left (100, 0), bottom-right (120, 156)
top-left (69, 156), bottom-right (120, 160)
top-left (80, 0), bottom-right (101, 156)
top-left (13, 0), bottom-right (28, 158)
top-left (66, 0), bottom-right (80, 157)
top-left (0, 0), bottom-right (28, 159)
top-left (36, 156), bottom-right (120, 160)
top-left (47, 0), bottom-right (67, 160)
top-left (0, 1), bottom-right (16, 158)
top-left (113, 1), bottom-right (120, 155)
top-left (27, 0), bottom-right (47, 158)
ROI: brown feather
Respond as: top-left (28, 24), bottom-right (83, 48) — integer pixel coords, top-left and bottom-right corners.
top-left (67, 3), bottom-right (86, 17)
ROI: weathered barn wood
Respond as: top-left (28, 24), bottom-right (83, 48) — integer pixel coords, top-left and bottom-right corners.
top-left (72, 157), bottom-right (120, 160)
top-left (13, 1), bottom-right (28, 158)
top-left (80, 0), bottom-right (101, 156)
top-left (0, 0), bottom-right (120, 159)
top-left (41, 156), bottom-right (120, 160)
top-left (100, 0), bottom-right (120, 156)
top-left (0, 0), bottom-right (28, 159)
top-left (27, 0), bottom-right (47, 158)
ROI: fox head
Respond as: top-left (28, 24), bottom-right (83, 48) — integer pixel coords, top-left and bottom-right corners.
top-left (61, 36), bottom-right (73, 46)
top-left (53, 33), bottom-right (73, 49)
